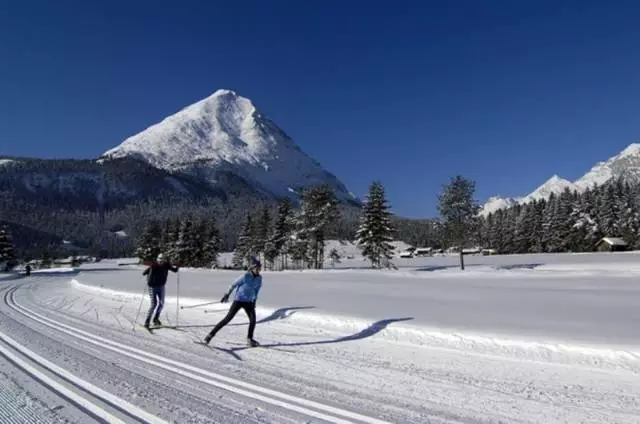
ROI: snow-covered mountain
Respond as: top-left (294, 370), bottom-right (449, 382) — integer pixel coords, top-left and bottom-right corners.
top-left (102, 89), bottom-right (355, 203)
top-left (481, 143), bottom-right (640, 215)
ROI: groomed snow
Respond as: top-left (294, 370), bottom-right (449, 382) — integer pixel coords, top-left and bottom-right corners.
top-left (2, 251), bottom-right (639, 423)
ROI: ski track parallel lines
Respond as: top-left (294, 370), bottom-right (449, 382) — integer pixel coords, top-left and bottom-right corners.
top-left (1, 289), bottom-right (169, 424)
top-left (0, 333), bottom-right (127, 424)
top-left (8, 287), bottom-right (392, 424)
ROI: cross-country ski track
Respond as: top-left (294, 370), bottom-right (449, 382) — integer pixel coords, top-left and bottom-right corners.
top-left (2, 257), bottom-right (640, 423)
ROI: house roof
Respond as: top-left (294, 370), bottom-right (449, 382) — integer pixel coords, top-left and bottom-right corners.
top-left (599, 237), bottom-right (628, 246)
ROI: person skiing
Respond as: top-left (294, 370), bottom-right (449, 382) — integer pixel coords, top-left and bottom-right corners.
top-left (204, 258), bottom-right (262, 347)
top-left (142, 253), bottom-right (178, 328)
top-left (25, 264), bottom-right (31, 276)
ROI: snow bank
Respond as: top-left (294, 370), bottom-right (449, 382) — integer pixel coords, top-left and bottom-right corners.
top-left (69, 278), bottom-right (640, 373)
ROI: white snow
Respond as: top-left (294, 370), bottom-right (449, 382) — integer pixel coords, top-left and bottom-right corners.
top-left (102, 89), bottom-right (353, 202)
top-left (0, 159), bottom-right (16, 167)
top-left (114, 230), bottom-right (128, 238)
top-left (3, 251), bottom-right (640, 423)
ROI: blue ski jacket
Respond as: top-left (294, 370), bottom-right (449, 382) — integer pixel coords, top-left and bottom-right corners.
top-left (226, 272), bottom-right (262, 303)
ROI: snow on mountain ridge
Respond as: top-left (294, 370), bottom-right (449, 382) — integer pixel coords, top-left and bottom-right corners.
top-left (102, 89), bottom-right (353, 202)
top-left (522, 175), bottom-right (575, 202)
top-left (482, 143), bottom-right (640, 215)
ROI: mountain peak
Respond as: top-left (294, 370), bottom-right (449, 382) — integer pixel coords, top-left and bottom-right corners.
top-left (619, 142), bottom-right (640, 158)
top-left (482, 143), bottom-right (640, 215)
top-left (102, 90), bottom-right (353, 203)
top-left (211, 88), bottom-right (238, 97)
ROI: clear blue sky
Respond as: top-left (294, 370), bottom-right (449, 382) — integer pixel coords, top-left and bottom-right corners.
top-left (2, 0), bottom-right (640, 218)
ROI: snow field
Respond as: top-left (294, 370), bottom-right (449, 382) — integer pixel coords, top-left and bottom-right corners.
top-left (4, 251), bottom-right (640, 423)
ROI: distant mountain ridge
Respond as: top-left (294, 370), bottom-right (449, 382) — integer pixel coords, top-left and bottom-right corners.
top-left (481, 143), bottom-right (640, 215)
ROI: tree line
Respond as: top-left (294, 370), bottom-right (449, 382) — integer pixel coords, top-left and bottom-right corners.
top-left (479, 177), bottom-right (640, 253)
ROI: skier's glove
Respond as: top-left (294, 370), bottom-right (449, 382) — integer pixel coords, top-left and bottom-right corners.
top-left (220, 293), bottom-right (230, 303)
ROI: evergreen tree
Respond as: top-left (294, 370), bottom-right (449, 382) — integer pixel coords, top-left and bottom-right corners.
top-left (202, 218), bottom-right (221, 268)
top-left (437, 175), bottom-right (480, 269)
top-left (514, 203), bottom-right (535, 253)
top-left (174, 217), bottom-right (196, 266)
top-left (233, 213), bottom-right (255, 268)
top-left (255, 207), bottom-right (271, 261)
top-left (296, 185), bottom-right (339, 269)
top-left (0, 226), bottom-right (16, 271)
top-left (268, 199), bottom-right (294, 270)
top-left (355, 181), bottom-right (395, 268)
top-left (135, 220), bottom-right (161, 262)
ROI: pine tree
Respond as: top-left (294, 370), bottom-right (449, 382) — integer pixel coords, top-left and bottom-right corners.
top-left (165, 218), bottom-right (181, 261)
top-left (437, 176), bottom-right (480, 269)
top-left (202, 218), bottom-right (221, 268)
top-left (135, 220), bottom-right (161, 262)
top-left (356, 181), bottom-right (395, 268)
top-left (514, 203), bottom-right (535, 253)
top-left (174, 217), bottom-right (196, 266)
top-left (268, 200), bottom-right (294, 270)
top-left (296, 185), bottom-right (339, 269)
top-left (233, 213), bottom-right (255, 269)
top-left (255, 207), bottom-right (271, 261)
top-left (0, 226), bottom-right (16, 271)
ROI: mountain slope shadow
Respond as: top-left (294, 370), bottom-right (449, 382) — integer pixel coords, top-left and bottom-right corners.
top-left (231, 317), bottom-right (413, 352)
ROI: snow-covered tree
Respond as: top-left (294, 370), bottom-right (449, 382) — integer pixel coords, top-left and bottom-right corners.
top-left (295, 185), bottom-right (338, 269)
top-left (202, 218), bottom-right (221, 268)
top-left (438, 175), bottom-right (480, 269)
top-left (173, 217), bottom-right (196, 266)
top-left (0, 226), bottom-right (16, 271)
top-left (135, 220), bottom-right (161, 262)
top-left (356, 181), bottom-right (394, 268)
top-left (233, 213), bottom-right (256, 269)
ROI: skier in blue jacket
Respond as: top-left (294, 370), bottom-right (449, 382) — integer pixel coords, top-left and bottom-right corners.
top-left (204, 258), bottom-right (262, 347)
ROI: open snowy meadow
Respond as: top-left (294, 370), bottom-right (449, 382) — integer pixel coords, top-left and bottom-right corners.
top-left (1, 251), bottom-right (639, 423)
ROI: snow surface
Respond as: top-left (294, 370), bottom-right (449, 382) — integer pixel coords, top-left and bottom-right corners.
top-left (0, 159), bottom-right (15, 167)
top-left (2, 252), bottom-right (640, 423)
top-left (102, 89), bottom-right (353, 202)
top-left (482, 142), bottom-right (640, 214)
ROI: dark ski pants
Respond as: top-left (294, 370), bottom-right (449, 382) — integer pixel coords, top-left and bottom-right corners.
top-left (145, 286), bottom-right (165, 323)
top-left (208, 301), bottom-right (256, 339)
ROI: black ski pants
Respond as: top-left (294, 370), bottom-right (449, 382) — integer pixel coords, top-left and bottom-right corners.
top-left (209, 301), bottom-right (256, 339)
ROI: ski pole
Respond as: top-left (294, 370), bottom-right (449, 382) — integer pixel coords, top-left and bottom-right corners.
top-left (176, 271), bottom-right (180, 327)
top-left (133, 286), bottom-right (147, 331)
top-left (180, 301), bottom-right (221, 310)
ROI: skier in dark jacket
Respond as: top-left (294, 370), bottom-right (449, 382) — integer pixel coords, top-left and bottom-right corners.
top-left (142, 254), bottom-right (178, 328)
top-left (204, 258), bottom-right (262, 347)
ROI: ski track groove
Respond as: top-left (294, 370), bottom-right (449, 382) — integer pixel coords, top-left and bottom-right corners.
top-left (0, 286), bottom-right (172, 424)
top-left (6, 285), bottom-right (393, 424)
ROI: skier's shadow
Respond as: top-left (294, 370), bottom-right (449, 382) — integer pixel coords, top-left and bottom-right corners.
top-left (230, 317), bottom-right (413, 353)
top-left (231, 306), bottom-right (315, 326)
top-left (170, 306), bottom-right (316, 329)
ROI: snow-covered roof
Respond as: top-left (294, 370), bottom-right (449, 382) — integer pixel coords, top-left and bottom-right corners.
top-left (599, 237), bottom-right (628, 246)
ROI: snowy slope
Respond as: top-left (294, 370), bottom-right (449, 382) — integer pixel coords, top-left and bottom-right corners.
top-left (482, 143), bottom-right (640, 215)
top-left (102, 89), bottom-right (355, 203)
top-left (480, 196), bottom-right (521, 216)
top-left (520, 175), bottom-right (575, 202)
top-left (574, 143), bottom-right (640, 190)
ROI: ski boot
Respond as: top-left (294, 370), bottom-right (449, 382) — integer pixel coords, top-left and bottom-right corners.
top-left (247, 338), bottom-right (260, 348)
top-left (153, 318), bottom-right (162, 327)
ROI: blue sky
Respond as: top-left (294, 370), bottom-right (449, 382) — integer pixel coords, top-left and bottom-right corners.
top-left (2, 1), bottom-right (640, 218)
